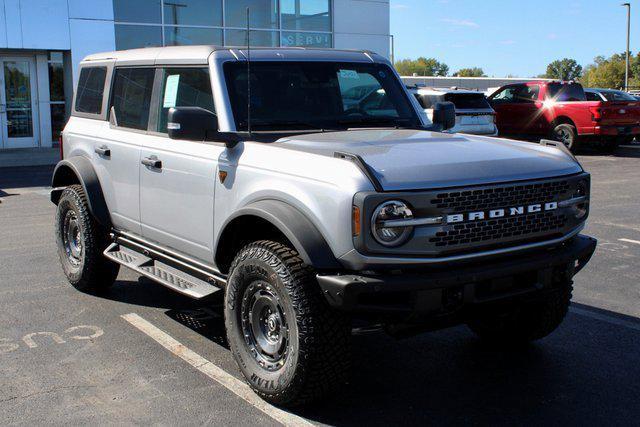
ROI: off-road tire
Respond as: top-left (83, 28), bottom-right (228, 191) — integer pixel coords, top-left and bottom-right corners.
top-left (55, 185), bottom-right (119, 293)
top-left (224, 240), bottom-right (351, 407)
top-left (552, 123), bottom-right (579, 152)
top-left (467, 282), bottom-right (573, 345)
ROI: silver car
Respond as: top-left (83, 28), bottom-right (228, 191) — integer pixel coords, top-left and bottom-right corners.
top-left (51, 46), bottom-right (596, 406)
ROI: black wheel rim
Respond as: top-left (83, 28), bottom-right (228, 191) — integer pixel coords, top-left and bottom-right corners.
top-left (555, 128), bottom-right (572, 148)
top-left (240, 280), bottom-right (289, 371)
top-left (62, 209), bottom-right (82, 266)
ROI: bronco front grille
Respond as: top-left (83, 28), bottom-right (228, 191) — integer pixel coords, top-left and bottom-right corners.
top-left (431, 180), bottom-right (571, 212)
top-left (429, 211), bottom-right (568, 247)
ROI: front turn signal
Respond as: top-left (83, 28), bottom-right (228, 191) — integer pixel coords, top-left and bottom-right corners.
top-left (352, 206), bottom-right (361, 237)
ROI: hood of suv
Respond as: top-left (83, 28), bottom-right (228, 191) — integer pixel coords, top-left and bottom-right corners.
top-left (277, 129), bottom-right (582, 191)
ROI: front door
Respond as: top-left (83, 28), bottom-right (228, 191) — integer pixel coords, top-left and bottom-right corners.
top-left (0, 57), bottom-right (39, 149)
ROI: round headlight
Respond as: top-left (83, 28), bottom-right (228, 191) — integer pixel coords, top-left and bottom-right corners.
top-left (371, 201), bottom-right (414, 247)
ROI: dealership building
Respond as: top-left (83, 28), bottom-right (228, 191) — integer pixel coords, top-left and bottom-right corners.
top-left (0, 0), bottom-right (390, 156)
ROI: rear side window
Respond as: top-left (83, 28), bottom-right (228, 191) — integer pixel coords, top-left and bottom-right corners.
top-left (156, 67), bottom-right (215, 133)
top-left (585, 91), bottom-right (602, 101)
top-left (444, 93), bottom-right (491, 109)
top-left (546, 83), bottom-right (586, 102)
top-left (75, 67), bottom-right (107, 114)
top-left (110, 68), bottom-right (155, 130)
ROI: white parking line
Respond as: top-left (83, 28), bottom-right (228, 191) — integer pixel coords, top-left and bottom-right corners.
top-left (121, 313), bottom-right (313, 427)
top-left (570, 307), bottom-right (640, 332)
top-left (619, 238), bottom-right (640, 246)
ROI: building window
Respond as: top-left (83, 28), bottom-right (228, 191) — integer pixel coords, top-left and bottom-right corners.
top-left (115, 25), bottom-right (163, 50)
top-left (164, 27), bottom-right (223, 46)
top-left (48, 52), bottom-right (67, 140)
top-left (281, 0), bottom-right (330, 32)
top-left (225, 29), bottom-right (279, 47)
top-left (112, 0), bottom-right (333, 50)
top-left (113, 0), bottom-right (162, 24)
top-left (225, 0), bottom-right (279, 29)
top-left (163, 0), bottom-right (222, 26)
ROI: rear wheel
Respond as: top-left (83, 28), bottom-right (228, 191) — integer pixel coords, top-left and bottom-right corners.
top-left (467, 282), bottom-right (572, 345)
top-left (552, 123), bottom-right (578, 151)
top-left (55, 185), bottom-right (119, 293)
top-left (224, 240), bottom-right (351, 407)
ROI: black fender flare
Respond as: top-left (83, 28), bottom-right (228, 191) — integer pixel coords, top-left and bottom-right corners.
top-left (50, 157), bottom-right (112, 228)
top-left (217, 199), bottom-right (342, 271)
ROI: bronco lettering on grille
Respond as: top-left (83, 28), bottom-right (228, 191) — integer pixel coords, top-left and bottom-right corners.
top-left (446, 202), bottom-right (558, 224)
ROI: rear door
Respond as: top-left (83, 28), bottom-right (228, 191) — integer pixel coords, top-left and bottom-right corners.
top-left (139, 66), bottom-right (223, 263)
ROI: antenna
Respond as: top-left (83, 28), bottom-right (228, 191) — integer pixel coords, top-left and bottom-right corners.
top-left (246, 7), bottom-right (252, 136)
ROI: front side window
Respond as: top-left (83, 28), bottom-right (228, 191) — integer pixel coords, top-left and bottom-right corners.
top-left (75, 67), bottom-right (107, 114)
top-left (110, 68), bottom-right (155, 130)
top-left (490, 86), bottom-right (519, 104)
top-left (224, 61), bottom-right (420, 132)
top-left (156, 67), bottom-right (215, 133)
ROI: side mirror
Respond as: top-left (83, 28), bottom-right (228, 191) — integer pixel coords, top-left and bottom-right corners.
top-left (168, 107), bottom-right (242, 148)
top-left (168, 106), bottom-right (218, 141)
top-left (432, 101), bottom-right (456, 131)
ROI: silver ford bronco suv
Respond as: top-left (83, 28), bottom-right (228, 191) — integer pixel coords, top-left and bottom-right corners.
top-left (51, 46), bottom-right (596, 406)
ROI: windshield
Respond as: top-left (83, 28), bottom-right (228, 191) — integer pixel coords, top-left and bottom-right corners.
top-left (546, 83), bottom-right (586, 102)
top-left (224, 61), bottom-right (420, 131)
top-left (444, 93), bottom-right (491, 109)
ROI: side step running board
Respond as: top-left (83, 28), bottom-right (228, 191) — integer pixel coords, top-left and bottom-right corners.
top-left (104, 243), bottom-right (222, 299)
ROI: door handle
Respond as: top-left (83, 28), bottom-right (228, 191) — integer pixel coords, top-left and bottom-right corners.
top-left (141, 155), bottom-right (162, 169)
top-left (95, 145), bottom-right (111, 157)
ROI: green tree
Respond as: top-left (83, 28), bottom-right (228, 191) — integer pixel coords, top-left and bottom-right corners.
top-left (453, 67), bottom-right (486, 77)
top-left (581, 54), bottom-right (627, 89)
top-left (544, 58), bottom-right (583, 81)
top-left (394, 57), bottom-right (449, 77)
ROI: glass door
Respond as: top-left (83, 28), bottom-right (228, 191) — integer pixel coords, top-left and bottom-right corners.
top-left (0, 57), bottom-right (39, 149)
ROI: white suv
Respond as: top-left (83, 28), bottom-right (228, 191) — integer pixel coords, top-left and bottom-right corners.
top-left (409, 86), bottom-right (498, 136)
top-left (51, 46), bottom-right (595, 406)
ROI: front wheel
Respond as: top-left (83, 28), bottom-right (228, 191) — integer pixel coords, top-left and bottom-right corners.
top-left (224, 240), bottom-right (351, 407)
top-left (467, 282), bottom-right (573, 345)
top-left (552, 123), bottom-right (579, 151)
top-left (55, 185), bottom-right (119, 293)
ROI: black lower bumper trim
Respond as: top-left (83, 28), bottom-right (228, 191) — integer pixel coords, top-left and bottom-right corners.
top-left (317, 235), bottom-right (596, 313)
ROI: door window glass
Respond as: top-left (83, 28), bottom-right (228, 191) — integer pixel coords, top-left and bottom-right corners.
top-left (514, 85), bottom-right (539, 103)
top-left (75, 67), bottom-right (106, 114)
top-left (546, 83), bottom-right (586, 102)
top-left (156, 68), bottom-right (215, 133)
top-left (4, 61), bottom-right (33, 137)
top-left (490, 86), bottom-right (519, 104)
top-left (110, 68), bottom-right (155, 130)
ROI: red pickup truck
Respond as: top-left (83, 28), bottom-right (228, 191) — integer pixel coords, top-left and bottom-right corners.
top-left (488, 81), bottom-right (640, 151)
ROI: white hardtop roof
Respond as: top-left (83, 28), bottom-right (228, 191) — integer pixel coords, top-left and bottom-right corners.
top-left (409, 86), bottom-right (485, 95)
top-left (81, 45), bottom-right (386, 67)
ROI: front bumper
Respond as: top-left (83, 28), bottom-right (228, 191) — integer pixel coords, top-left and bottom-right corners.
top-left (317, 235), bottom-right (596, 314)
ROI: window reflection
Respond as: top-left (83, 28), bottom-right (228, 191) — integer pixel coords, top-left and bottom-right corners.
top-left (163, 0), bottom-right (222, 26)
top-left (113, 0), bottom-right (162, 24)
top-left (164, 27), bottom-right (223, 46)
top-left (225, 30), bottom-right (279, 47)
top-left (115, 25), bottom-right (163, 50)
top-left (225, 0), bottom-right (278, 29)
top-left (281, 0), bottom-right (330, 31)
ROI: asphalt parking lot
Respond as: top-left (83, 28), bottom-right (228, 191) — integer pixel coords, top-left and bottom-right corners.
top-left (1, 146), bottom-right (640, 426)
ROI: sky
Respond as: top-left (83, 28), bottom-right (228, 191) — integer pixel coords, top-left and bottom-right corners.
top-left (390, 0), bottom-right (635, 77)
